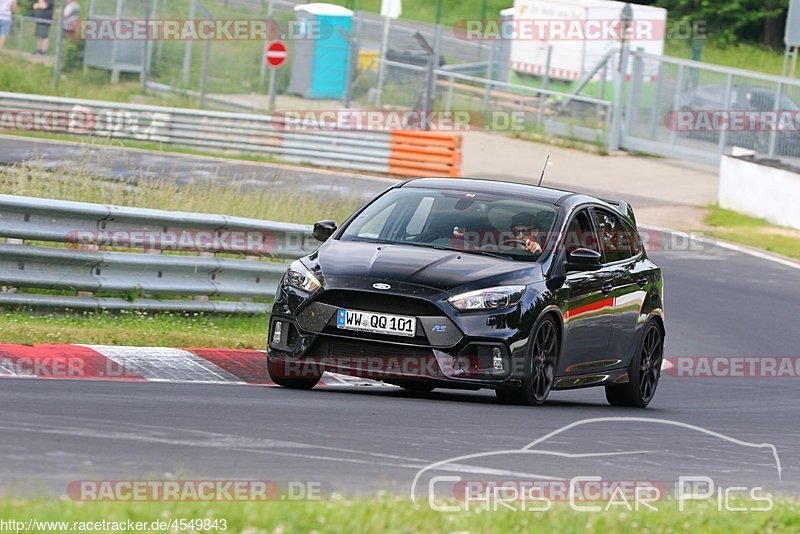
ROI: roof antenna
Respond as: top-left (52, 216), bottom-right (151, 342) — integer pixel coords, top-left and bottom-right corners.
top-left (537, 154), bottom-right (550, 187)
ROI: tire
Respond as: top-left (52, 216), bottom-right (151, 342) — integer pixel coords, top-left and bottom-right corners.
top-left (605, 321), bottom-right (663, 408)
top-left (495, 316), bottom-right (559, 406)
top-left (267, 356), bottom-right (321, 390)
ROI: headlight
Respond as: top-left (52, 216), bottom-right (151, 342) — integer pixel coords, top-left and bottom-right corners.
top-left (285, 261), bottom-right (321, 293)
top-left (448, 286), bottom-right (526, 311)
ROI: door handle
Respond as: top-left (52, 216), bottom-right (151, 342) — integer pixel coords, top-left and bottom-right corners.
top-left (637, 277), bottom-right (648, 288)
top-left (601, 282), bottom-right (613, 295)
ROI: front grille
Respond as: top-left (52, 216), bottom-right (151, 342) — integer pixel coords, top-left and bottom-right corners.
top-left (320, 338), bottom-right (433, 360)
top-left (310, 337), bottom-right (439, 379)
top-left (315, 289), bottom-right (444, 317)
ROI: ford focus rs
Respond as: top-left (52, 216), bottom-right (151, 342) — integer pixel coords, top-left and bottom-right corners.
top-left (267, 178), bottom-right (665, 407)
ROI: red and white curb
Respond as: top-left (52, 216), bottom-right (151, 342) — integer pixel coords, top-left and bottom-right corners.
top-left (0, 344), bottom-right (382, 387)
top-left (0, 343), bottom-right (674, 385)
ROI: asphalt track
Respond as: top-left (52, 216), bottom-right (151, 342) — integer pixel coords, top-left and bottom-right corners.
top-left (1, 138), bottom-right (799, 500)
top-left (0, 135), bottom-right (390, 200)
top-left (1, 233), bottom-right (798, 498)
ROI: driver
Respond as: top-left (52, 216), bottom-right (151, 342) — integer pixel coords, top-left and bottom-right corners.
top-left (509, 212), bottom-right (543, 254)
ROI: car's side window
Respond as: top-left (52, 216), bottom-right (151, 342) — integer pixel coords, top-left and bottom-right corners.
top-left (591, 208), bottom-right (639, 263)
top-left (563, 209), bottom-right (599, 255)
top-left (624, 220), bottom-right (642, 257)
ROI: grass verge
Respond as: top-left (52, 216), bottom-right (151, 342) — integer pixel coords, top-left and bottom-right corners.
top-left (0, 155), bottom-right (363, 223)
top-left (0, 311), bottom-right (268, 348)
top-left (0, 497), bottom-right (798, 533)
top-left (2, 131), bottom-right (288, 167)
top-left (0, 52), bottom-right (191, 106)
top-left (703, 206), bottom-right (800, 261)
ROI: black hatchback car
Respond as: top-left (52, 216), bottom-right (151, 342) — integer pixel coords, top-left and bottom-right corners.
top-left (267, 179), bottom-right (665, 407)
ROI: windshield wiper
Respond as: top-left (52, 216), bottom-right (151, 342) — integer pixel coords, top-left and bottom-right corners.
top-left (367, 240), bottom-right (526, 260)
top-left (460, 249), bottom-right (513, 260)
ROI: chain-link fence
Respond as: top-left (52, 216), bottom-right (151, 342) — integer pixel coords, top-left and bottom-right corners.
top-left (622, 50), bottom-right (800, 165)
top-left (5, 16), bottom-right (52, 54)
top-left (9, 2), bottom-right (800, 167)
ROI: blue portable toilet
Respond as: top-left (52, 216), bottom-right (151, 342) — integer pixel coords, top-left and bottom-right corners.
top-left (288, 3), bottom-right (353, 99)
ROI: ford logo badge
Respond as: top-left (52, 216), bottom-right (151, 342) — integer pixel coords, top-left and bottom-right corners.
top-left (372, 283), bottom-right (391, 290)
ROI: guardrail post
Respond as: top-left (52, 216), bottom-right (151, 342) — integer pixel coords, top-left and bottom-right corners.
top-left (608, 45), bottom-right (629, 152)
top-left (668, 63), bottom-right (684, 147)
top-left (481, 42), bottom-right (495, 112)
top-left (200, 38), bottom-right (211, 108)
top-left (542, 44), bottom-right (552, 92)
top-left (110, 0), bottom-right (123, 84)
top-left (767, 82), bottom-right (782, 158)
top-left (182, 0), bottom-right (196, 85)
top-left (648, 64), bottom-right (664, 140)
top-left (717, 73), bottom-right (733, 158)
top-left (77, 243), bottom-right (99, 298)
top-left (239, 255), bottom-right (260, 303)
top-left (17, 17), bottom-right (24, 51)
top-left (445, 75), bottom-right (454, 113)
top-left (193, 251), bottom-right (214, 302)
top-left (624, 48), bottom-right (645, 140)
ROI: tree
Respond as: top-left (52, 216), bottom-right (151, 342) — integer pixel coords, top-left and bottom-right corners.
top-left (642, 0), bottom-right (789, 47)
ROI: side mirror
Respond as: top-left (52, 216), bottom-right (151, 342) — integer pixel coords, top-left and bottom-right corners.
top-left (565, 248), bottom-right (602, 272)
top-left (312, 220), bottom-right (337, 242)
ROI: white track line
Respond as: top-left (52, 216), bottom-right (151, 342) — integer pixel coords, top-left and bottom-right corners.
top-left (81, 345), bottom-right (243, 383)
top-left (640, 223), bottom-right (800, 271)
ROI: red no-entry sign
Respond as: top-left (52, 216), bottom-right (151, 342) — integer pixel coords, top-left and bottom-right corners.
top-left (265, 41), bottom-right (287, 68)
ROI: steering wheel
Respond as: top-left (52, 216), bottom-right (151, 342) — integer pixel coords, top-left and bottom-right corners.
top-left (410, 228), bottom-right (441, 243)
top-left (500, 237), bottom-right (528, 246)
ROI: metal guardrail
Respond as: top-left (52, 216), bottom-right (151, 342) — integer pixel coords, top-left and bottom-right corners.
top-left (0, 194), bottom-right (317, 314)
top-left (0, 91), bottom-right (462, 176)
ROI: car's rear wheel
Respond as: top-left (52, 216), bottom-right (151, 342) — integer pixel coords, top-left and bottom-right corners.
top-left (267, 356), bottom-right (322, 390)
top-left (496, 316), bottom-right (559, 406)
top-left (605, 321), bottom-right (663, 408)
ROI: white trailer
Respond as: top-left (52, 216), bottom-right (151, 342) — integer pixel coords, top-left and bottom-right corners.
top-left (509, 0), bottom-right (667, 81)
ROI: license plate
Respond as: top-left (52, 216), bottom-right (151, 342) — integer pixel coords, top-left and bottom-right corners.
top-left (336, 308), bottom-right (416, 337)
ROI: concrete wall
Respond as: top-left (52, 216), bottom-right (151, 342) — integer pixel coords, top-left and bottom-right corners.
top-left (719, 155), bottom-right (800, 230)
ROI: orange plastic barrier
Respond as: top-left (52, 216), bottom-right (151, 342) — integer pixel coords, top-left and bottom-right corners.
top-left (388, 131), bottom-right (462, 178)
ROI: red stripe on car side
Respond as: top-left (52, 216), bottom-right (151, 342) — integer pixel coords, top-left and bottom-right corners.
top-left (563, 297), bottom-right (615, 320)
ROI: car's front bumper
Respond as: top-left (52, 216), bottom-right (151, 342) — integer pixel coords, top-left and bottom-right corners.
top-left (267, 282), bottom-right (532, 390)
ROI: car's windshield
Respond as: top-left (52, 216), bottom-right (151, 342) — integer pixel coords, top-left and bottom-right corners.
top-left (339, 187), bottom-right (560, 261)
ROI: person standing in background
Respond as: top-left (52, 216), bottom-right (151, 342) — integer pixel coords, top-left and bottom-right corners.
top-left (61, 0), bottom-right (78, 36)
top-left (0, 0), bottom-right (17, 50)
top-left (32, 0), bottom-right (52, 54)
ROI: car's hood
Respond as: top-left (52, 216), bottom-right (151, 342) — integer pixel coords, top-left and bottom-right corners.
top-left (311, 240), bottom-right (541, 292)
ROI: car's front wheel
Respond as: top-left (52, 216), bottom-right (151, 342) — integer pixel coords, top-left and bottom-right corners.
top-left (605, 320), bottom-right (663, 408)
top-left (496, 316), bottom-right (559, 406)
top-left (267, 356), bottom-right (322, 390)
